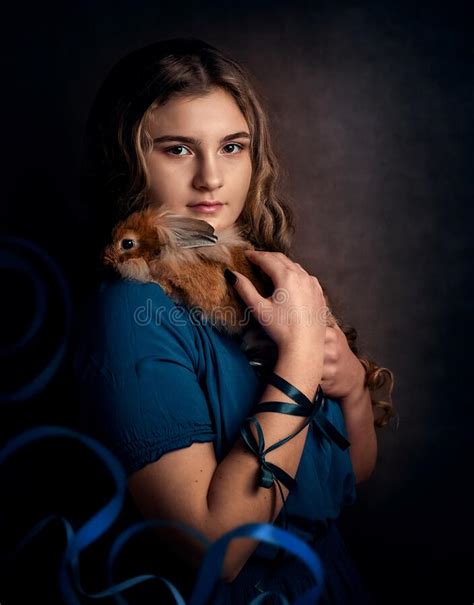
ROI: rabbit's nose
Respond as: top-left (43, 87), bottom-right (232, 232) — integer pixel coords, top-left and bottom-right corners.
top-left (102, 250), bottom-right (115, 265)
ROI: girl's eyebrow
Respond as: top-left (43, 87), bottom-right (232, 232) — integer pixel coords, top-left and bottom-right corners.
top-left (153, 132), bottom-right (251, 145)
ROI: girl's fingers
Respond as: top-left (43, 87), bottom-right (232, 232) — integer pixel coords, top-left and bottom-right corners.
top-left (247, 250), bottom-right (308, 275)
top-left (228, 269), bottom-right (267, 310)
top-left (244, 250), bottom-right (299, 277)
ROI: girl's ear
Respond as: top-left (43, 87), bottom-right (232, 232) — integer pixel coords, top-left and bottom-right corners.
top-left (159, 213), bottom-right (219, 249)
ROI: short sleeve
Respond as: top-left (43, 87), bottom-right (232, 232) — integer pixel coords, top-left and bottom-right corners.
top-left (73, 279), bottom-right (216, 476)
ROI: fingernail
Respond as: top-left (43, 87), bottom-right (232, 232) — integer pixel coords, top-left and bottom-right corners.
top-left (224, 268), bottom-right (237, 285)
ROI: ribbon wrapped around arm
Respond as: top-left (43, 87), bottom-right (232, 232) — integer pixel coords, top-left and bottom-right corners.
top-left (239, 380), bottom-right (324, 531)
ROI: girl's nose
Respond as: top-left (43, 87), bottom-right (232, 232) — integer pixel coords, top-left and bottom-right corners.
top-left (192, 154), bottom-right (224, 191)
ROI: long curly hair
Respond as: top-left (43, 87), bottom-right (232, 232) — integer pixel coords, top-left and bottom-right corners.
top-left (81, 37), bottom-right (397, 429)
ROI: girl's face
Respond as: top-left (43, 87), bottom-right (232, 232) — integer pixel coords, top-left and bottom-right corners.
top-left (144, 87), bottom-right (253, 231)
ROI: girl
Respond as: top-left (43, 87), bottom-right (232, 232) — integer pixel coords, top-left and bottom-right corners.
top-left (75, 37), bottom-right (395, 604)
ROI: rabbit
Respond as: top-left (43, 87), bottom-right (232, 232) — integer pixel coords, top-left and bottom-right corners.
top-left (101, 206), bottom-right (338, 374)
top-left (101, 206), bottom-right (273, 333)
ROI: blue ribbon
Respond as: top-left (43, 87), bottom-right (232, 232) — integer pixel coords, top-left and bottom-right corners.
top-left (189, 522), bottom-right (324, 605)
top-left (256, 368), bottom-right (351, 451)
top-left (0, 249), bottom-right (47, 357)
top-left (0, 425), bottom-right (325, 604)
top-left (0, 236), bottom-right (72, 402)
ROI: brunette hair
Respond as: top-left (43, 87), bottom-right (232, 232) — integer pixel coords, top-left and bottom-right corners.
top-left (81, 37), bottom-right (396, 430)
top-left (81, 37), bottom-right (294, 259)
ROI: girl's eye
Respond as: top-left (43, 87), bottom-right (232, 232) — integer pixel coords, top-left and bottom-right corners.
top-left (165, 145), bottom-right (190, 156)
top-left (164, 143), bottom-right (244, 156)
top-left (222, 143), bottom-right (244, 154)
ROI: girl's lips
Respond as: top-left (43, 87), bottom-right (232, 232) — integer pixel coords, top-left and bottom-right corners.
top-left (188, 204), bottom-right (224, 213)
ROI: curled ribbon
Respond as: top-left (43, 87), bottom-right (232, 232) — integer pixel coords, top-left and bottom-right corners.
top-left (0, 425), bottom-right (325, 604)
top-left (0, 236), bottom-right (72, 403)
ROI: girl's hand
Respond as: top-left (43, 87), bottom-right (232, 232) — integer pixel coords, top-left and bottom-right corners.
top-left (228, 250), bottom-right (328, 358)
top-left (320, 321), bottom-right (366, 401)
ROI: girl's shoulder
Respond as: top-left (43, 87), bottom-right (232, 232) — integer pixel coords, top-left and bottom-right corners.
top-left (75, 277), bottom-right (201, 374)
top-left (92, 277), bottom-right (194, 331)
top-left (96, 276), bottom-right (178, 309)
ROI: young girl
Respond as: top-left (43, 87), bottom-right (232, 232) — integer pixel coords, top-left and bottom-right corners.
top-left (75, 37), bottom-right (395, 604)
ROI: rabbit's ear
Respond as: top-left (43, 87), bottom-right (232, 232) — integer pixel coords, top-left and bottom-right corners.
top-left (161, 214), bottom-right (218, 248)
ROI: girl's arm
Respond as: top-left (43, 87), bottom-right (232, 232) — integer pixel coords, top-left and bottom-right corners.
top-left (128, 346), bottom-right (321, 584)
top-left (339, 365), bottom-right (378, 483)
top-left (128, 251), bottom-right (328, 583)
top-left (319, 323), bottom-right (378, 483)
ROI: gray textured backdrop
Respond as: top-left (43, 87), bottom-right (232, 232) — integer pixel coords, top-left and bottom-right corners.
top-left (1, 1), bottom-right (473, 603)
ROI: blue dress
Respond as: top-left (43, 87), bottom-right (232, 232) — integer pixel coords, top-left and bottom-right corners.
top-left (73, 278), bottom-right (375, 604)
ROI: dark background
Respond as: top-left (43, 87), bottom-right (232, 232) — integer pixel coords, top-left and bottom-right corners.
top-left (1, 0), bottom-right (473, 603)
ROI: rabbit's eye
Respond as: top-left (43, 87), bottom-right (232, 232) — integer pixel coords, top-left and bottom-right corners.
top-left (121, 239), bottom-right (135, 250)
